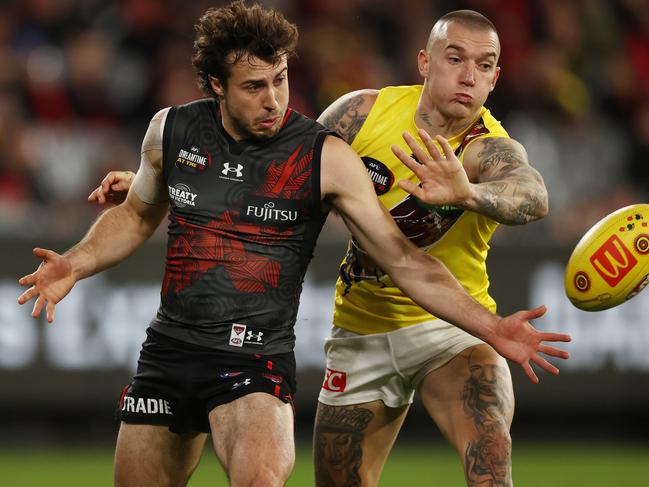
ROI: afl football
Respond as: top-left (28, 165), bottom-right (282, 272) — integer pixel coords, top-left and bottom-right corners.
top-left (564, 204), bottom-right (649, 311)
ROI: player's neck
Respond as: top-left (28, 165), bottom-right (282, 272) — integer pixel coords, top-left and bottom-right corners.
top-left (415, 101), bottom-right (479, 140)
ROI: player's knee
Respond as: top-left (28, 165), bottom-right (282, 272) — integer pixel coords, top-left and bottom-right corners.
top-left (113, 466), bottom-right (193, 487)
top-left (463, 419), bottom-right (512, 486)
top-left (229, 454), bottom-right (294, 487)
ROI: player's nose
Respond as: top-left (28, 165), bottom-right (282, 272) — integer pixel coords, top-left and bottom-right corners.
top-left (460, 64), bottom-right (476, 86)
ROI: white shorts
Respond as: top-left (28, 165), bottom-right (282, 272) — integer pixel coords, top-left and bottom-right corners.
top-left (318, 320), bottom-right (485, 408)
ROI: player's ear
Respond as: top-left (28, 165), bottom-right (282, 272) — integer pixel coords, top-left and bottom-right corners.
top-left (490, 66), bottom-right (501, 92)
top-left (209, 75), bottom-right (225, 97)
top-left (417, 49), bottom-right (429, 78)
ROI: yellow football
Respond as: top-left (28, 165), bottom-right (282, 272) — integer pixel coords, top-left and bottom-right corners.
top-left (564, 204), bottom-right (649, 311)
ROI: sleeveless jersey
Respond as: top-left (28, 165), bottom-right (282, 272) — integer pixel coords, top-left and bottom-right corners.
top-left (150, 99), bottom-right (330, 354)
top-left (334, 85), bottom-right (510, 335)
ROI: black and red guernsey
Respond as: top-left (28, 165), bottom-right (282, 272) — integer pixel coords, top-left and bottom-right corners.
top-left (150, 99), bottom-right (332, 355)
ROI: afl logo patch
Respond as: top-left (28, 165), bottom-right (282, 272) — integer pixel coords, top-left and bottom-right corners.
top-left (175, 146), bottom-right (211, 173)
top-left (361, 157), bottom-right (394, 196)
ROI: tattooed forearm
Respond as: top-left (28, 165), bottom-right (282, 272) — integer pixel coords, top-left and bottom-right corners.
top-left (461, 360), bottom-right (514, 487)
top-left (476, 178), bottom-right (547, 225)
top-left (319, 96), bottom-right (368, 144)
top-left (314, 403), bottom-right (374, 487)
top-left (470, 138), bottom-right (548, 225)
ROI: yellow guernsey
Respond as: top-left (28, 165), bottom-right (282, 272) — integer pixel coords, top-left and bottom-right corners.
top-left (333, 85), bottom-right (509, 334)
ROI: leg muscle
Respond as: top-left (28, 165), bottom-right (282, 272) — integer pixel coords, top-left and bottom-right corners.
top-left (313, 401), bottom-right (409, 487)
top-left (209, 393), bottom-right (295, 487)
top-left (420, 344), bottom-right (514, 487)
top-left (114, 423), bottom-right (207, 487)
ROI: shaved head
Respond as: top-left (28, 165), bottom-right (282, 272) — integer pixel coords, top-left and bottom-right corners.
top-left (426, 10), bottom-right (500, 56)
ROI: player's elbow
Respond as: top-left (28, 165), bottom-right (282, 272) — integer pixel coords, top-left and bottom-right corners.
top-left (538, 194), bottom-right (549, 219)
top-left (507, 188), bottom-right (548, 226)
top-left (531, 192), bottom-right (549, 221)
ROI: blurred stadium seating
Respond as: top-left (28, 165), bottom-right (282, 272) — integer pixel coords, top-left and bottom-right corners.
top-left (1, 0), bottom-right (648, 449)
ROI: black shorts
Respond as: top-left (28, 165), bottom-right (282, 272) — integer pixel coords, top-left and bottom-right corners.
top-left (116, 328), bottom-right (296, 434)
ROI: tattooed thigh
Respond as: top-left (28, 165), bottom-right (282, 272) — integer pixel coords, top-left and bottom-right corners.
top-left (314, 403), bottom-right (374, 487)
top-left (461, 354), bottom-right (514, 487)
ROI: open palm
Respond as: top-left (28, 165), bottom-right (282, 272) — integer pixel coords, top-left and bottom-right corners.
top-left (392, 129), bottom-right (473, 206)
top-left (489, 305), bottom-right (571, 383)
top-left (18, 248), bottom-right (76, 323)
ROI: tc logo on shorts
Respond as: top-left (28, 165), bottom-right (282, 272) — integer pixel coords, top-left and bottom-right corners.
top-left (229, 323), bottom-right (247, 347)
top-left (322, 368), bottom-right (347, 392)
top-left (121, 396), bottom-right (172, 415)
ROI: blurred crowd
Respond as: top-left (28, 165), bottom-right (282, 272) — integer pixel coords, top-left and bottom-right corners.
top-left (0, 0), bottom-right (647, 243)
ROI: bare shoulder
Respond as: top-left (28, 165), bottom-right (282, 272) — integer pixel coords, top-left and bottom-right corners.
top-left (141, 107), bottom-right (173, 168)
top-left (317, 89), bottom-right (379, 144)
top-left (462, 136), bottom-right (530, 181)
top-left (152, 107), bottom-right (171, 121)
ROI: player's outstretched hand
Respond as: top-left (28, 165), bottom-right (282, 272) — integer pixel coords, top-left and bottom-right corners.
top-left (391, 130), bottom-right (474, 207)
top-left (88, 170), bottom-right (134, 205)
top-left (488, 305), bottom-right (571, 384)
top-left (17, 248), bottom-right (76, 323)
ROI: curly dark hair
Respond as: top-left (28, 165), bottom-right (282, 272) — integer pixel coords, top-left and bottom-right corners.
top-left (192, 0), bottom-right (298, 97)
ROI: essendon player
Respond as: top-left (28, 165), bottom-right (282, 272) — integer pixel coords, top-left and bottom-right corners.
top-left (19, 2), bottom-right (570, 486)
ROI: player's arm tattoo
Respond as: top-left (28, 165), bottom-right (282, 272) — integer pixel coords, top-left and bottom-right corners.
top-left (318, 93), bottom-right (373, 145)
top-left (314, 403), bottom-right (374, 487)
top-left (471, 137), bottom-right (548, 225)
top-left (461, 361), bottom-right (514, 487)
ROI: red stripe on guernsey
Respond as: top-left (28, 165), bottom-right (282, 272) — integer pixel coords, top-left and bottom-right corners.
top-left (280, 108), bottom-right (293, 128)
top-left (454, 119), bottom-right (490, 157)
top-left (269, 144), bottom-right (303, 196)
top-left (274, 385), bottom-right (281, 397)
top-left (267, 360), bottom-right (273, 370)
top-left (255, 354), bottom-right (261, 359)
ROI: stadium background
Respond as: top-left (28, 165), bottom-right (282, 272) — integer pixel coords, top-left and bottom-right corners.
top-left (0, 0), bottom-right (648, 485)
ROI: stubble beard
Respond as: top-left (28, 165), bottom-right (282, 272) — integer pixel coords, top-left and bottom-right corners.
top-left (229, 108), bottom-right (283, 143)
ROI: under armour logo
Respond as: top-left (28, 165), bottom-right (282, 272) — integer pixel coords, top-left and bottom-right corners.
top-left (246, 331), bottom-right (264, 342)
top-left (233, 378), bottom-right (252, 389)
top-left (222, 163), bottom-right (243, 178)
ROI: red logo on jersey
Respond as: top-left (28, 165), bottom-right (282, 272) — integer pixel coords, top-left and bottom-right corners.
top-left (590, 235), bottom-right (637, 287)
top-left (322, 368), bottom-right (347, 392)
top-left (257, 144), bottom-right (313, 198)
top-left (162, 214), bottom-right (286, 296)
